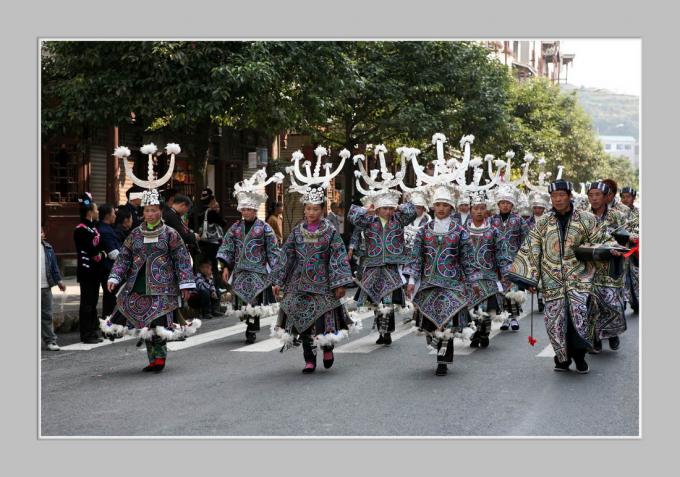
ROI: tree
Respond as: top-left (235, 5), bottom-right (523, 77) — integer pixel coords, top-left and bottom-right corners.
top-left (500, 78), bottom-right (622, 185)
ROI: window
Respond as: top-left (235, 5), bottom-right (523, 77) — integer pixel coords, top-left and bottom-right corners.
top-left (48, 144), bottom-right (85, 203)
top-left (616, 144), bottom-right (625, 150)
top-left (625, 144), bottom-right (632, 150)
top-left (605, 144), bottom-right (611, 150)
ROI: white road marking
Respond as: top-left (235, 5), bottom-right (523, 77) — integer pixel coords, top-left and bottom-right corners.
top-left (60, 335), bottom-right (136, 351)
top-left (232, 310), bottom-right (375, 352)
top-left (335, 320), bottom-right (415, 353)
top-left (166, 316), bottom-right (277, 351)
top-left (537, 345), bottom-right (556, 357)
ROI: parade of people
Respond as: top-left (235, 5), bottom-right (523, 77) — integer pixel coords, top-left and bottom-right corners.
top-left (38, 38), bottom-right (642, 440)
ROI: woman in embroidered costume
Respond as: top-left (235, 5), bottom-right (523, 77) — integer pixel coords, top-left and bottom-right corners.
top-left (407, 184), bottom-right (477, 376)
top-left (620, 187), bottom-right (639, 314)
top-left (508, 180), bottom-right (622, 374)
top-left (101, 144), bottom-right (200, 373)
top-left (271, 147), bottom-right (357, 373)
top-left (463, 191), bottom-right (509, 349)
top-left (348, 185), bottom-right (416, 345)
top-left (586, 181), bottom-right (628, 354)
top-left (490, 183), bottom-right (530, 331)
top-left (217, 169), bottom-right (283, 344)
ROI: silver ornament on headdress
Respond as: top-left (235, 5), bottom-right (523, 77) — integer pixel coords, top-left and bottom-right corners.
top-left (114, 143), bottom-right (180, 207)
top-left (286, 146), bottom-right (348, 204)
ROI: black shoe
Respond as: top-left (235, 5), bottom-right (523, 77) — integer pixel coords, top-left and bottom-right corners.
top-left (469, 330), bottom-right (481, 348)
top-left (574, 357), bottom-right (589, 374)
top-left (383, 333), bottom-right (392, 346)
top-left (608, 336), bottom-right (620, 350)
top-left (82, 337), bottom-right (102, 344)
top-left (435, 364), bottom-right (448, 376)
top-left (245, 331), bottom-right (256, 344)
top-left (589, 339), bottom-right (602, 355)
top-left (375, 334), bottom-right (385, 345)
top-left (479, 336), bottom-right (490, 348)
top-left (553, 356), bottom-right (571, 372)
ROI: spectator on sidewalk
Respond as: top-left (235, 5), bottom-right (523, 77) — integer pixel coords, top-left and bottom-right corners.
top-left (41, 225), bottom-right (66, 351)
top-left (114, 207), bottom-right (133, 244)
top-left (96, 204), bottom-right (121, 318)
top-left (188, 258), bottom-right (221, 319)
top-left (199, 202), bottom-right (227, 311)
top-left (163, 194), bottom-right (200, 258)
top-left (266, 202), bottom-right (285, 245)
top-left (119, 185), bottom-right (144, 234)
top-left (327, 202), bottom-right (341, 232)
top-left (73, 192), bottom-right (106, 344)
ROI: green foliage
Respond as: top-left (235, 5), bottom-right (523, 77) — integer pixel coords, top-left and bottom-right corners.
top-left (41, 41), bottom-right (638, 192)
top-left (563, 84), bottom-right (639, 140)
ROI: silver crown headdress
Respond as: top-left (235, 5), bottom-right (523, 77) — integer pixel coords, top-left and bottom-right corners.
top-left (286, 146), bottom-right (348, 205)
top-left (234, 168), bottom-right (284, 211)
top-left (353, 144), bottom-right (407, 208)
top-left (113, 142), bottom-right (180, 207)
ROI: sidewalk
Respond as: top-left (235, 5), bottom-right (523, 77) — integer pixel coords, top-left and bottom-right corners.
top-left (49, 277), bottom-right (102, 334)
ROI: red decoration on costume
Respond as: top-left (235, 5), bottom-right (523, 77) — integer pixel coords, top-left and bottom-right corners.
top-left (528, 336), bottom-right (537, 346)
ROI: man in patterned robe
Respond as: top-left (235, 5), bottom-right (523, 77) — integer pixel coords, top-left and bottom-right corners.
top-left (508, 180), bottom-right (622, 374)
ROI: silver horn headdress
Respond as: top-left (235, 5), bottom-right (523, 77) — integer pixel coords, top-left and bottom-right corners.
top-left (286, 146), bottom-right (348, 204)
top-left (114, 142), bottom-right (180, 206)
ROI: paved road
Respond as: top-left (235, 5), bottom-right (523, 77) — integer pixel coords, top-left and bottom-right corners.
top-left (40, 303), bottom-right (639, 437)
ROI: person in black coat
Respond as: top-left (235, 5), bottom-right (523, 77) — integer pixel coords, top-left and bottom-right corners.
top-left (162, 194), bottom-right (200, 256)
top-left (73, 193), bottom-right (107, 344)
top-left (118, 185), bottom-right (144, 234)
top-left (96, 204), bottom-right (122, 318)
top-left (114, 206), bottom-right (133, 244)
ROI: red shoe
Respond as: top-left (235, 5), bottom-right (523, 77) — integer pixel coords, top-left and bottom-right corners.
top-left (302, 361), bottom-right (316, 374)
top-left (323, 350), bottom-right (334, 369)
top-left (142, 358), bottom-right (166, 373)
top-left (152, 358), bottom-right (165, 373)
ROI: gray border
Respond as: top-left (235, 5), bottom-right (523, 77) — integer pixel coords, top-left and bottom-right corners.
top-left (7, 0), bottom-right (674, 473)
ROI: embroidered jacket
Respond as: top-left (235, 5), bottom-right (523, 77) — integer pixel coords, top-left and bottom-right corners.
top-left (271, 219), bottom-right (352, 295)
top-left (348, 201), bottom-right (417, 268)
top-left (464, 220), bottom-right (507, 283)
top-left (410, 219), bottom-right (476, 290)
top-left (109, 222), bottom-right (195, 297)
top-left (490, 212), bottom-right (530, 275)
top-left (508, 207), bottom-right (617, 302)
top-left (591, 205), bottom-right (627, 288)
top-left (452, 212), bottom-right (471, 227)
top-left (216, 219), bottom-right (279, 275)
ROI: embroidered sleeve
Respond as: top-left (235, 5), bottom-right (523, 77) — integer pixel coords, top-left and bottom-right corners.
top-left (409, 227), bottom-right (425, 280)
top-left (271, 229), bottom-right (297, 287)
top-left (395, 201), bottom-right (417, 228)
top-left (508, 222), bottom-right (543, 288)
top-left (263, 223), bottom-right (281, 271)
top-left (349, 227), bottom-right (362, 250)
top-left (109, 233), bottom-right (134, 284)
top-left (348, 204), bottom-right (373, 229)
top-left (216, 224), bottom-right (237, 269)
top-left (169, 229), bottom-right (196, 289)
top-left (328, 229), bottom-right (353, 289)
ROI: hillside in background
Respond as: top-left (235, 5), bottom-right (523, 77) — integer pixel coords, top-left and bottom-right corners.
top-left (561, 84), bottom-right (639, 140)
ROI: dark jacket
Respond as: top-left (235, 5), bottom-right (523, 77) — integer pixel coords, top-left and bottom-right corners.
top-left (96, 221), bottom-right (122, 273)
top-left (113, 224), bottom-right (129, 244)
top-left (120, 202), bottom-right (142, 230)
top-left (41, 240), bottom-right (62, 288)
top-left (73, 219), bottom-right (106, 282)
top-left (163, 207), bottom-right (200, 253)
